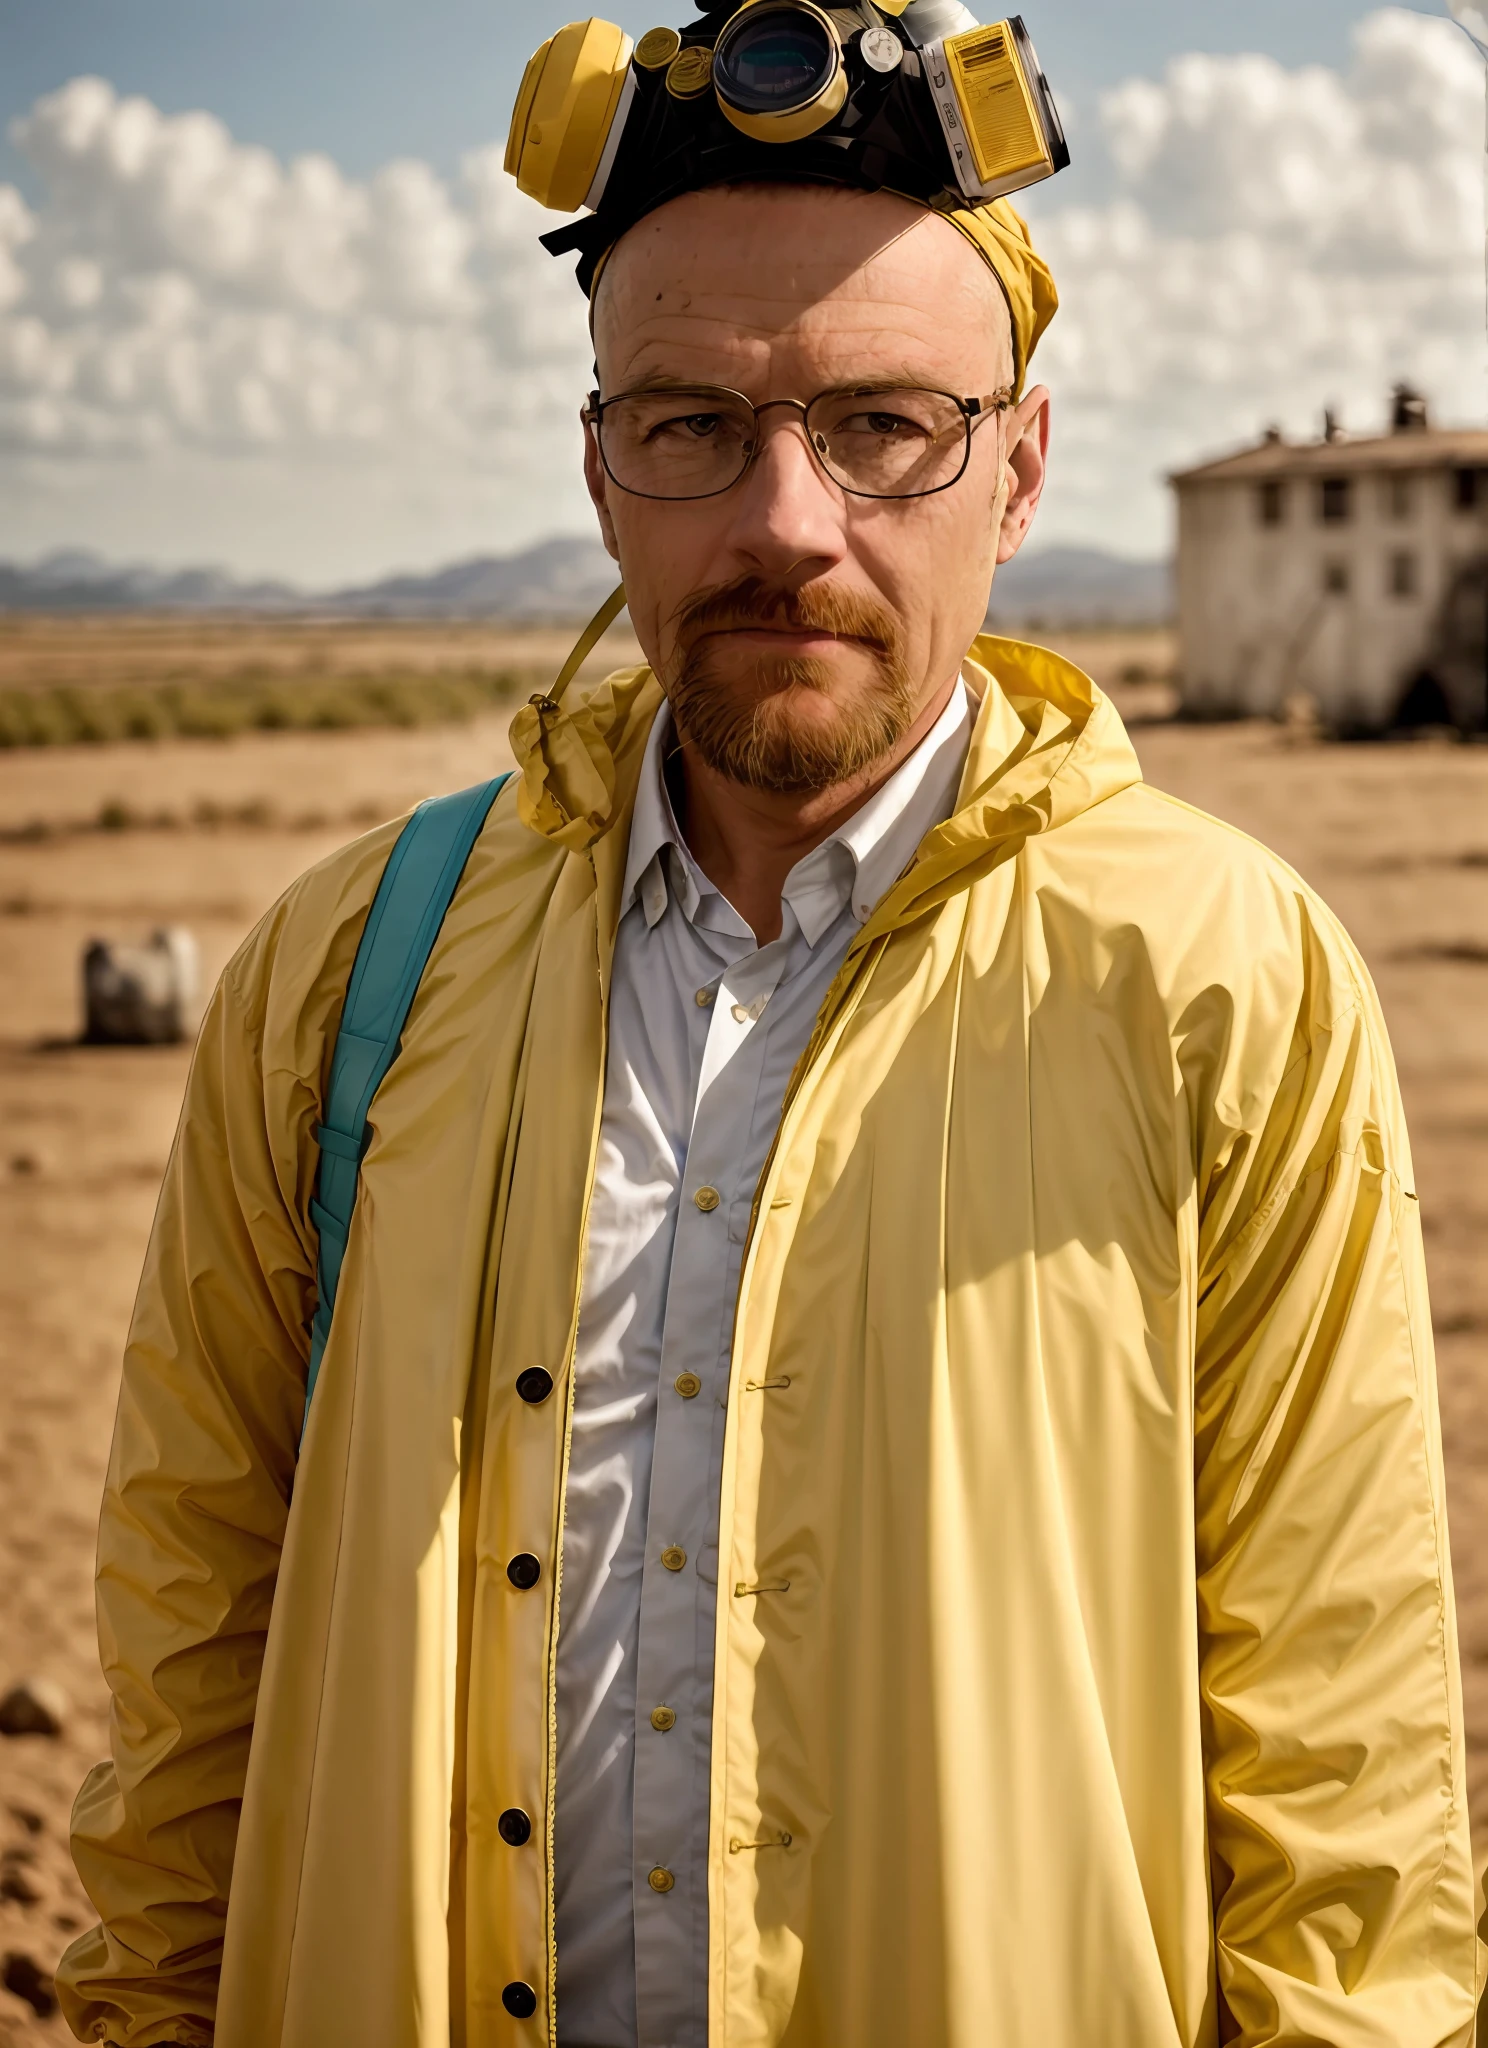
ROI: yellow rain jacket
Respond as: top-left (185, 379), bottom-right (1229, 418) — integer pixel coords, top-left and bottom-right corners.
top-left (59, 640), bottom-right (1480, 2047)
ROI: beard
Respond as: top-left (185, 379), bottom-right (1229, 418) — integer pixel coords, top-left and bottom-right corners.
top-left (665, 574), bottom-right (917, 795)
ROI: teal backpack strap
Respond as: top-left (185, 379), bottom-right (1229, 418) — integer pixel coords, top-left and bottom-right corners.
top-left (302, 772), bottom-right (512, 1436)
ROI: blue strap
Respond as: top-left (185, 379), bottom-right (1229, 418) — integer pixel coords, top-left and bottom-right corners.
top-left (301, 772), bottom-right (512, 1436)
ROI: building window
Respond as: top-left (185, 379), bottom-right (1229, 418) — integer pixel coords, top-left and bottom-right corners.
top-left (1319, 476), bottom-right (1352, 523)
top-left (1453, 466), bottom-right (1484, 511)
top-left (1389, 550), bottom-right (1417, 598)
top-left (1257, 479), bottom-right (1285, 527)
top-left (1323, 561), bottom-right (1350, 595)
top-left (1386, 473), bottom-right (1413, 520)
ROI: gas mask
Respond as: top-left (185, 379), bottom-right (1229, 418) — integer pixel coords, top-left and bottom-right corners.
top-left (505, 2), bottom-right (1068, 291)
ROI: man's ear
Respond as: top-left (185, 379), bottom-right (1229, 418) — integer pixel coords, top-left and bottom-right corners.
top-left (583, 411), bottom-right (622, 563)
top-left (996, 384), bottom-right (1050, 566)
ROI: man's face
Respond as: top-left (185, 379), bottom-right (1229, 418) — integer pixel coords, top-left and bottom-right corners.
top-left (585, 182), bottom-right (1049, 795)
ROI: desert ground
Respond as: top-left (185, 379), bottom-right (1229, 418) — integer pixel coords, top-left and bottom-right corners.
top-left (0, 619), bottom-right (1484, 2039)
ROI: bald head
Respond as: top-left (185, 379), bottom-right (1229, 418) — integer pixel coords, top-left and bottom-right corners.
top-left (592, 182), bottom-right (1015, 400)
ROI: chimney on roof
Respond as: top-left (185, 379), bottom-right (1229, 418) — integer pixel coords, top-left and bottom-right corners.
top-left (1391, 382), bottom-right (1429, 433)
top-left (1322, 408), bottom-right (1346, 444)
top-left (1262, 424), bottom-right (1283, 445)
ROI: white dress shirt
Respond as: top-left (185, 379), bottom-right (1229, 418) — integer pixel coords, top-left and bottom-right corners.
top-left (553, 680), bottom-right (974, 2048)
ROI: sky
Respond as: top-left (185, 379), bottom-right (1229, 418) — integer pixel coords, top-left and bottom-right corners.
top-left (0, 0), bottom-right (1480, 580)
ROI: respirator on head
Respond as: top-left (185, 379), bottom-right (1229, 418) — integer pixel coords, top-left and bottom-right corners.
top-left (505, 1), bottom-right (1068, 292)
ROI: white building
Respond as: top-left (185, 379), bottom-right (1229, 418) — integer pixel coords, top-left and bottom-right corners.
top-left (1171, 390), bottom-right (1488, 731)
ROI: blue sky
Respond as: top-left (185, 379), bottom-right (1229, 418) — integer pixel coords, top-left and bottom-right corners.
top-left (0, 2), bottom-right (1479, 577)
top-left (0, 0), bottom-right (1441, 197)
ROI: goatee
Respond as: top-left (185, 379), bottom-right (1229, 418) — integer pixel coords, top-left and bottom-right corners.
top-left (666, 574), bottom-right (917, 795)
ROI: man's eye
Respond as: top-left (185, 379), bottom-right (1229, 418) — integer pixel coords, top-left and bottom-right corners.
top-left (840, 410), bottom-right (924, 438)
top-left (650, 411), bottom-right (724, 440)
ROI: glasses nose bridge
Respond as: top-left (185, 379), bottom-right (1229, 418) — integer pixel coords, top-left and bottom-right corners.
top-left (751, 396), bottom-right (812, 425)
top-left (745, 395), bottom-right (827, 477)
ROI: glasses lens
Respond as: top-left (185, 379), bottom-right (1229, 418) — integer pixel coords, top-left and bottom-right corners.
top-left (599, 389), bottom-right (756, 499)
top-left (715, 7), bottom-right (836, 112)
top-left (806, 388), bottom-right (970, 498)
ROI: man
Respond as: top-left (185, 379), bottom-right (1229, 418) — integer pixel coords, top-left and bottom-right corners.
top-left (60, 7), bottom-right (1479, 2046)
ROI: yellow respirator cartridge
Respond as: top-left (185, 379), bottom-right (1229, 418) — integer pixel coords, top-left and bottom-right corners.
top-left (505, 3), bottom-right (1069, 291)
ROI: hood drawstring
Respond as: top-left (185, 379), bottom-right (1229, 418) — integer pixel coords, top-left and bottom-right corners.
top-left (531, 583), bottom-right (628, 717)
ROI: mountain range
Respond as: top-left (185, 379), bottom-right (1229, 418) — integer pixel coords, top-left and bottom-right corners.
top-left (0, 537), bottom-right (1171, 628)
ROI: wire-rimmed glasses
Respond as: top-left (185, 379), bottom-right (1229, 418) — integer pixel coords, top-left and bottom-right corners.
top-left (583, 381), bottom-right (1013, 502)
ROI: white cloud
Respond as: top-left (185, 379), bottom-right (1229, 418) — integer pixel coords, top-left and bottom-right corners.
top-left (0, 9), bottom-right (1481, 574)
top-left (0, 76), bottom-right (598, 575)
top-left (1027, 7), bottom-right (1484, 548)
top-left (0, 77), bottom-right (591, 465)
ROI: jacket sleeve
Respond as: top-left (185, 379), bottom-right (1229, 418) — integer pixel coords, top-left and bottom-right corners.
top-left (56, 931), bottom-right (322, 2047)
top-left (1191, 915), bottom-right (1481, 2044)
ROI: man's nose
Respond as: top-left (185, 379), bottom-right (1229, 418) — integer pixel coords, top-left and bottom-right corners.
top-left (722, 406), bottom-right (850, 582)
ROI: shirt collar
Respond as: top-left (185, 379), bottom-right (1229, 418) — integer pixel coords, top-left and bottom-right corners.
top-left (786, 678), bottom-right (971, 942)
top-left (621, 709), bottom-right (705, 930)
top-left (621, 678), bottom-right (973, 945)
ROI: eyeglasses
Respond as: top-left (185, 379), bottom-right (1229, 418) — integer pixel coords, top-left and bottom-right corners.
top-left (583, 381), bottom-right (1013, 503)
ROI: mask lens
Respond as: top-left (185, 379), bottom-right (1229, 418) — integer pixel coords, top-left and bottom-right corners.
top-left (715, 6), bottom-right (836, 114)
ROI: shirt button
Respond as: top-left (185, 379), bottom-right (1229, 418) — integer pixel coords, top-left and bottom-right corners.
top-left (507, 1553), bottom-right (542, 1590)
top-left (498, 1807), bottom-right (532, 1846)
top-left (660, 1546), bottom-right (687, 1572)
top-left (694, 1186), bottom-right (720, 1212)
top-left (501, 1981), bottom-right (538, 2018)
top-left (674, 1372), bottom-right (702, 1399)
top-left (514, 1367), bottom-right (553, 1404)
top-left (650, 1705), bottom-right (676, 1731)
top-left (648, 1866), bottom-right (676, 1893)
top-left (695, 986), bottom-right (713, 1007)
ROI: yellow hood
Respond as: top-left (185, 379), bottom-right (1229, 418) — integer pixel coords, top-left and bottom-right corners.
top-left (509, 631), bottom-right (1140, 884)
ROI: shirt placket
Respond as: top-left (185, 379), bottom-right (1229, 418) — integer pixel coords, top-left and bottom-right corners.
top-left (630, 939), bottom-right (790, 2048)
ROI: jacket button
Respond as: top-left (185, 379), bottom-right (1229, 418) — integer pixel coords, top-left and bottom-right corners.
top-left (693, 1186), bottom-right (720, 1212)
top-left (501, 1981), bottom-right (538, 2018)
top-left (507, 1553), bottom-right (541, 1590)
top-left (515, 1367), bottom-right (553, 1404)
top-left (650, 1705), bottom-right (676, 1731)
top-left (660, 1546), bottom-right (686, 1572)
top-left (498, 1807), bottom-right (532, 1846)
top-left (648, 1866), bottom-right (675, 1893)
top-left (673, 1372), bottom-right (702, 1399)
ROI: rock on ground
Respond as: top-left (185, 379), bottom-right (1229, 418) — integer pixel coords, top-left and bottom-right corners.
top-left (0, 1687), bottom-right (65, 1742)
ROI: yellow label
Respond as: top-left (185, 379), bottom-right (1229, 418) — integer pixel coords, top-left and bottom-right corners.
top-left (666, 43), bottom-right (714, 99)
top-left (945, 24), bottom-right (1046, 186)
top-left (635, 25), bottom-right (682, 69)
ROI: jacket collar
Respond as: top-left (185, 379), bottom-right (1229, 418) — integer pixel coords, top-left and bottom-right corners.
top-left (509, 633), bottom-right (1142, 939)
top-left (617, 683), bottom-right (975, 945)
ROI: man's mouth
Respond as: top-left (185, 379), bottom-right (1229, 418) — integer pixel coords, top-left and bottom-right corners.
top-left (699, 623), bottom-right (875, 657)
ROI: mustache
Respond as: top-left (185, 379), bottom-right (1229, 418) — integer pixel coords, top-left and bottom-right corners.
top-left (671, 574), bottom-right (898, 658)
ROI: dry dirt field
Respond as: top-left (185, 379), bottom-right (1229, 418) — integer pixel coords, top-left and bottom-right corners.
top-left (0, 623), bottom-right (1483, 2039)
top-left (0, 611), bottom-right (647, 692)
